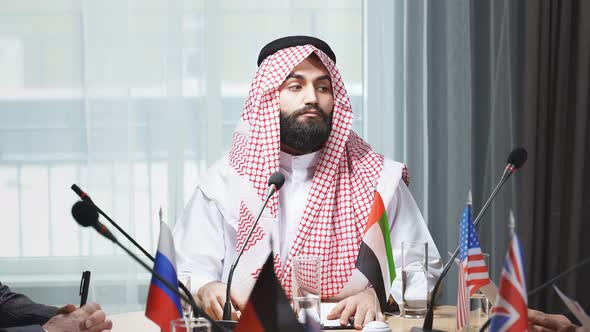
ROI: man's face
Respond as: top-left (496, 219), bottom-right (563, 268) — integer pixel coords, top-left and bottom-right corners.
top-left (279, 55), bottom-right (334, 154)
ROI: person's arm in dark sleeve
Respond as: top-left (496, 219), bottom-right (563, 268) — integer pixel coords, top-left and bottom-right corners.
top-left (0, 282), bottom-right (57, 328)
top-left (0, 325), bottom-right (46, 332)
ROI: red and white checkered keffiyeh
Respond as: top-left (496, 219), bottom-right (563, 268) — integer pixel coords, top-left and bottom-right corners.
top-left (228, 45), bottom-right (384, 299)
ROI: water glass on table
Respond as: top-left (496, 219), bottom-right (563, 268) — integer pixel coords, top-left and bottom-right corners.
top-left (401, 241), bottom-right (428, 318)
top-left (468, 253), bottom-right (491, 331)
top-left (468, 293), bottom-right (490, 331)
top-left (177, 271), bottom-right (193, 318)
top-left (170, 317), bottom-right (210, 332)
top-left (291, 255), bottom-right (321, 324)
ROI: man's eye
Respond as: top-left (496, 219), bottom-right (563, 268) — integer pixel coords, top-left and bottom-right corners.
top-left (289, 85), bottom-right (302, 91)
top-left (317, 86), bottom-right (331, 93)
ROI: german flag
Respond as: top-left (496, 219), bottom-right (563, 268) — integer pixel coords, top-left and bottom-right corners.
top-left (235, 254), bottom-right (304, 332)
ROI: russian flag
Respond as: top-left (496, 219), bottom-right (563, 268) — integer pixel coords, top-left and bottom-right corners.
top-left (145, 221), bottom-right (183, 332)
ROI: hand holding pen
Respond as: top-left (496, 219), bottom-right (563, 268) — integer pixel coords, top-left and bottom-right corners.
top-left (79, 270), bottom-right (91, 307)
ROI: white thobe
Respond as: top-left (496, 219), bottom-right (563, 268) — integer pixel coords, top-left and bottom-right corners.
top-left (173, 152), bottom-right (442, 303)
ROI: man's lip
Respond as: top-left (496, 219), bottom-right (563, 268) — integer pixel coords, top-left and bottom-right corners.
top-left (299, 110), bottom-right (322, 118)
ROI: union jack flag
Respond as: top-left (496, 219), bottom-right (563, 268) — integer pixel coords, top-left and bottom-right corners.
top-left (490, 234), bottom-right (528, 332)
top-left (456, 198), bottom-right (491, 330)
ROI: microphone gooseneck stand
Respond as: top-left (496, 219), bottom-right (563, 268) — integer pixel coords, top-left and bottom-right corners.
top-left (70, 185), bottom-right (196, 316)
top-left (221, 172), bottom-right (286, 330)
top-left (71, 204), bottom-right (228, 332)
top-left (414, 147), bottom-right (527, 332)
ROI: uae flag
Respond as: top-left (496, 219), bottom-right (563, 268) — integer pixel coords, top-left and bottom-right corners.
top-left (356, 191), bottom-right (396, 311)
top-left (235, 254), bottom-right (304, 332)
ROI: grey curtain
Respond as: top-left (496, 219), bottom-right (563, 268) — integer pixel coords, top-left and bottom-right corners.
top-left (470, 0), bottom-right (520, 300)
top-left (515, 0), bottom-right (590, 313)
top-left (472, 0), bottom-right (590, 313)
top-left (365, 0), bottom-right (486, 306)
top-left (461, 0), bottom-right (590, 313)
top-left (366, 0), bottom-right (590, 311)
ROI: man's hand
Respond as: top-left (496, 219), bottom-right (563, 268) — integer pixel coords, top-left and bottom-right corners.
top-left (326, 288), bottom-right (383, 330)
top-left (196, 281), bottom-right (240, 320)
top-left (55, 304), bottom-right (77, 315)
top-left (528, 309), bottom-right (581, 332)
top-left (42, 302), bottom-right (112, 332)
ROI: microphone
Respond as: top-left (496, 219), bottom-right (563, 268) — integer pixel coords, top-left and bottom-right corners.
top-left (528, 256), bottom-right (590, 297)
top-left (71, 184), bottom-right (154, 261)
top-left (71, 200), bottom-right (229, 332)
top-left (71, 186), bottom-right (196, 321)
top-left (497, 147), bottom-right (527, 186)
top-left (221, 172), bottom-right (286, 324)
top-left (71, 201), bottom-right (117, 243)
top-left (267, 171), bottom-right (286, 193)
top-left (414, 148), bottom-right (528, 332)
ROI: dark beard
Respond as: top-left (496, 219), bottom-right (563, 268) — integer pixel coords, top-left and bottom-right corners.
top-left (280, 105), bottom-right (333, 154)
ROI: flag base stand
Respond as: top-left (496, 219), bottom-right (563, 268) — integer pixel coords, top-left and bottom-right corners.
top-left (213, 320), bottom-right (236, 332)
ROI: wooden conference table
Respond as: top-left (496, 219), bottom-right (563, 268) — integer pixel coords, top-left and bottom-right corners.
top-left (110, 305), bottom-right (461, 331)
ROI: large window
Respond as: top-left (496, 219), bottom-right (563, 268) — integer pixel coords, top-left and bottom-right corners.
top-left (0, 0), bottom-right (363, 313)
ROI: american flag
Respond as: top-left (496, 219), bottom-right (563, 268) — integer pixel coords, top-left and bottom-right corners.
top-left (490, 234), bottom-right (528, 332)
top-left (456, 199), bottom-right (491, 330)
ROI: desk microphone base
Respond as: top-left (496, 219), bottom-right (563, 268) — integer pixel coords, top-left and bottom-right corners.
top-left (213, 319), bottom-right (237, 332)
top-left (410, 327), bottom-right (446, 332)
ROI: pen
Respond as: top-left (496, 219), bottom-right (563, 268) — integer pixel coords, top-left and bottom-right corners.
top-left (79, 270), bottom-right (91, 307)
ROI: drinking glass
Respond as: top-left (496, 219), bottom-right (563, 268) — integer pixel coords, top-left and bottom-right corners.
top-left (291, 255), bottom-right (321, 324)
top-left (178, 271), bottom-right (193, 318)
top-left (468, 253), bottom-right (492, 330)
top-left (401, 241), bottom-right (428, 318)
top-left (170, 317), bottom-right (210, 332)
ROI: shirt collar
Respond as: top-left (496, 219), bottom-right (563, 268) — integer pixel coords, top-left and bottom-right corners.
top-left (279, 150), bottom-right (321, 171)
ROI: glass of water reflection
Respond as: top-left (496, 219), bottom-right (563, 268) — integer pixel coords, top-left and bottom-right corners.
top-left (401, 241), bottom-right (428, 318)
top-left (292, 255), bottom-right (321, 324)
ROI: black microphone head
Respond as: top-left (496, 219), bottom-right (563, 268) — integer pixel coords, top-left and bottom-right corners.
top-left (71, 200), bottom-right (98, 228)
top-left (268, 172), bottom-right (286, 191)
top-left (507, 148), bottom-right (528, 169)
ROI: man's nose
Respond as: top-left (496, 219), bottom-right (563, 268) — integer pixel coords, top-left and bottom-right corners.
top-left (303, 85), bottom-right (319, 105)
